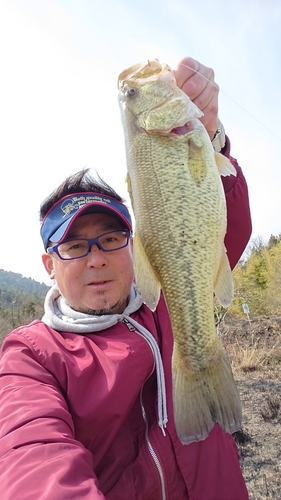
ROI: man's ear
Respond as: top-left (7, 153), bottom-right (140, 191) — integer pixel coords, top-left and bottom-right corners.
top-left (42, 253), bottom-right (55, 279)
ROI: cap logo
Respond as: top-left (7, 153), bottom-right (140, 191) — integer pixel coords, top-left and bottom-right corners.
top-left (61, 195), bottom-right (113, 218)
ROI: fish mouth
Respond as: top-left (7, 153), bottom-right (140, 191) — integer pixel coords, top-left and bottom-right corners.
top-left (170, 121), bottom-right (197, 135)
top-left (144, 119), bottom-right (199, 137)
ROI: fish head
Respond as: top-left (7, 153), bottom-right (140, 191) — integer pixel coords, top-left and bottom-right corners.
top-left (118, 60), bottom-right (203, 135)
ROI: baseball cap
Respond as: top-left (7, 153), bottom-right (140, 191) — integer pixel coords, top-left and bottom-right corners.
top-left (40, 192), bottom-right (132, 250)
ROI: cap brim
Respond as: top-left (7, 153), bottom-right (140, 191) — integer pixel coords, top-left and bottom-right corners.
top-left (49, 204), bottom-right (131, 243)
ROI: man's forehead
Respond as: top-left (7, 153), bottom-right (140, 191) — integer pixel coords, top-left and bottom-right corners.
top-left (66, 212), bottom-right (124, 235)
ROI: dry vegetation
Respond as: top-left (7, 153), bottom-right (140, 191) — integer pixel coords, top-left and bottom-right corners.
top-left (219, 315), bottom-right (281, 499)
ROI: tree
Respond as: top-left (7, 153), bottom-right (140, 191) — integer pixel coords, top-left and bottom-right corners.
top-left (225, 235), bottom-right (281, 318)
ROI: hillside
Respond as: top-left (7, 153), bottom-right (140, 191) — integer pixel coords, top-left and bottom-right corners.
top-left (0, 269), bottom-right (49, 343)
top-left (0, 269), bottom-right (49, 296)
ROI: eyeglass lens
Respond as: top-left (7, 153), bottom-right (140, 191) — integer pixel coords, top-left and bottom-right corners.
top-left (57, 230), bottom-right (129, 259)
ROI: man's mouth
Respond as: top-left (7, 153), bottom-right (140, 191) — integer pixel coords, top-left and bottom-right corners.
top-left (88, 280), bottom-right (111, 286)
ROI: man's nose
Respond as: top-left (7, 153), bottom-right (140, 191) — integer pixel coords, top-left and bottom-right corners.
top-left (86, 244), bottom-right (108, 267)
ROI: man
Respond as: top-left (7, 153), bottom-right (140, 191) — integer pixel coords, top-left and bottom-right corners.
top-left (0, 57), bottom-right (251, 499)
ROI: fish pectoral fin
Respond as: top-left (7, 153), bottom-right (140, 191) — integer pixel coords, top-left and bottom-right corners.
top-left (187, 136), bottom-right (207, 182)
top-left (214, 248), bottom-right (234, 307)
top-left (172, 343), bottom-right (242, 445)
top-left (214, 152), bottom-right (237, 177)
top-left (133, 230), bottom-right (161, 311)
top-left (126, 173), bottom-right (134, 211)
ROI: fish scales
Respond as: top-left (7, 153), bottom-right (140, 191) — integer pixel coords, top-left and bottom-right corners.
top-left (129, 133), bottom-right (223, 366)
top-left (118, 60), bottom-right (242, 444)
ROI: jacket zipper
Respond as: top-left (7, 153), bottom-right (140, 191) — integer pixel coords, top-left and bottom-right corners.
top-left (122, 318), bottom-right (167, 500)
top-left (140, 388), bottom-right (167, 500)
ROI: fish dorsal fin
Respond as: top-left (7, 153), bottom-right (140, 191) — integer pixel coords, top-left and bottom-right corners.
top-left (214, 247), bottom-right (234, 307)
top-left (133, 229), bottom-right (161, 311)
top-left (214, 152), bottom-right (237, 177)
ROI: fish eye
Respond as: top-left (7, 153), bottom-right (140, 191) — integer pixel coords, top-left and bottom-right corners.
top-left (126, 87), bottom-right (137, 97)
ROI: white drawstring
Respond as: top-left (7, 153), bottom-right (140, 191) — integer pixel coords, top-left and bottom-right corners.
top-left (122, 315), bottom-right (168, 435)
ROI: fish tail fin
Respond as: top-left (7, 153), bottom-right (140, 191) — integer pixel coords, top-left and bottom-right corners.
top-left (172, 344), bottom-right (242, 445)
top-left (214, 151), bottom-right (237, 177)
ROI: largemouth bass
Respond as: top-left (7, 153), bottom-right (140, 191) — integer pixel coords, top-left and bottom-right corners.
top-left (118, 60), bottom-right (242, 444)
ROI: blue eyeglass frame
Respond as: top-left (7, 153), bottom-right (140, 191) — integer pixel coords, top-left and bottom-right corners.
top-left (47, 229), bottom-right (132, 260)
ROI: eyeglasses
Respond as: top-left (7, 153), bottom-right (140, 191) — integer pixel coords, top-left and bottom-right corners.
top-left (47, 229), bottom-right (131, 260)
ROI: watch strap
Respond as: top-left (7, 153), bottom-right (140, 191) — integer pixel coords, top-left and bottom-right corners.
top-left (211, 119), bottom-right (226, 152)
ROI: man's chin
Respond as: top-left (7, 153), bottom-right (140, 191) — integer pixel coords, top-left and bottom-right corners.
top-left (72, 297), bottom-right (128, 316)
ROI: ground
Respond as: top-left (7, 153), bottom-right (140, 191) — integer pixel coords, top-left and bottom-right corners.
top-left (220, 315), bottom-right (281, 499)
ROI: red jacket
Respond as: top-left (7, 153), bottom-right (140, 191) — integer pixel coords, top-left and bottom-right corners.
top-left (0, 151), bottom-right (251, 500)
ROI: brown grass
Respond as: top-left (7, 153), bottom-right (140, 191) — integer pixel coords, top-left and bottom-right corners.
top-left (219, 315), bottom-right (281, 499)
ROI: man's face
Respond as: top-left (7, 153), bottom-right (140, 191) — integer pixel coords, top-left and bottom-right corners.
top-left (42, 213), bottom-right (134, 314)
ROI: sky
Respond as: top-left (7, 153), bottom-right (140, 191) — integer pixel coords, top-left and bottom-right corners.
top-left (0, 0), bottom-right (281, 285)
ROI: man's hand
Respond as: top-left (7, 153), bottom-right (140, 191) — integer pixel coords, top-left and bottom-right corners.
top-left (174, 57), bottom-right (219, 139)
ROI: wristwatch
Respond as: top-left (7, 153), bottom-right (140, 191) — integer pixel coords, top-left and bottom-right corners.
top-left (211, 119), bottom-right (226, 152)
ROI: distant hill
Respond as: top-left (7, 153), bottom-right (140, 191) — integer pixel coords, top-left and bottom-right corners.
top-left (0, 269), bottom-right (50, 342)
top-left (0, 269), bottom-right (49, 297)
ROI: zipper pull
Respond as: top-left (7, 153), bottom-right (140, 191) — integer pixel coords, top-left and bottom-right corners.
top-left (123, 317), bottom-right (137, 332)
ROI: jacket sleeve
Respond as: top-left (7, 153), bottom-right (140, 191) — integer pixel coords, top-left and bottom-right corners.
top-left (221, 136), bottom-right (252, 269)
top-left (0, 330), bottom-right (105, 500)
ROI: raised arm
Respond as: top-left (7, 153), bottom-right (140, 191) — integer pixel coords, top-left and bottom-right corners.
top-left (174, 56), bottom-right (252, 267)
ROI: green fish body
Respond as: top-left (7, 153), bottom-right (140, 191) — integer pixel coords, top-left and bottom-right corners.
top-left (118, 60), bottom-right (242, 444)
